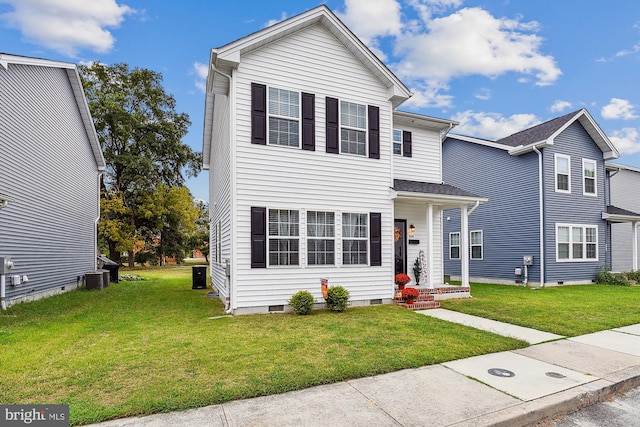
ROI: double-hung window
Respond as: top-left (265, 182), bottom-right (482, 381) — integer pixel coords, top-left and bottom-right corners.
top-left (556, 224), bottom-right (597, 261)
top-left (268, 87), bottom-right (300, 147)
top-left (583, 159), bottom-right (596, 196)
top-left (307, 211), bottom-right (335, 265)
top-left (449, 232), bottom-right (460, 259)
top-left (342, 213), bottom-right (368, 264)
top-left (470, 230), bottom-right (483, 260)
top-left (555, 154), bottom-right (571, 193)
top-left (340, 101), bottom-right (367, 155)
top-left (268, 209), bottom-right (299, 266)
top-left (393, 130), bottom-right (402, 155)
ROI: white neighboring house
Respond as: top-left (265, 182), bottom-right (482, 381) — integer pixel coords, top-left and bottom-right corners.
top-left (0, 53), bottom-right (105, 307)
top-left (203, 6), bottom-right (485, 315)
top-left (605, 163), bottom-right (640, 272)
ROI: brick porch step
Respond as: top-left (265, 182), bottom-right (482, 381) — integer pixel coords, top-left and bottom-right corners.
top-left (397, 300), bottom-right (441, 310)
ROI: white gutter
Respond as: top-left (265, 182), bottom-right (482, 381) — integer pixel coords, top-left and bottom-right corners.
top-left (467, 200), bottom-right (480, 216)
top-left (1, 275), bottom-right (6, 310)
top-left (533, 145), bottom-right (545, 287)
top-left (95, 173), bottom-right (103, 271)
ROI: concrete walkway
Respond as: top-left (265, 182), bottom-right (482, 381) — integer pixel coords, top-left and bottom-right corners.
top-left (86, 314), bottom-right (640, 427)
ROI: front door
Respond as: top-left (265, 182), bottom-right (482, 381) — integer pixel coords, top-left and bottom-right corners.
top-left (394, 219), bottom-right (407, 275)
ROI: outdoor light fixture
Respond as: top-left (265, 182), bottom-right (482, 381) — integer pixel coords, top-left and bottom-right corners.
top-left (408, 224), bottom-right (416, 233)
top-left (0, 194), bottom-right (13, 210)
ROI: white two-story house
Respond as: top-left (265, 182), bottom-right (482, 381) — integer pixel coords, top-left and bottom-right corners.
top-left (203, 5), bottom-right (485, 314)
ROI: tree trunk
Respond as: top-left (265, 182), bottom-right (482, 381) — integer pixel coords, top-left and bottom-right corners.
top-left (108, 241), bottom-right (120, 264)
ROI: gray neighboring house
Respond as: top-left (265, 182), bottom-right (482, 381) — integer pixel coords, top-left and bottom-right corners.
top-left (605, 163), bottom-right (640, 272)
top-left (443, 109), bottom-right (620, 286)
top-left (0, 53), bottom-right (105, 307)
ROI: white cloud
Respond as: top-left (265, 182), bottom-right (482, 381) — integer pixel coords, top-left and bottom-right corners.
top-left (407, 0), bottom-right (462, 22)
top-left (337, 0), bottom-right (403, 43)
top-left (550, 100), bottom-right (572, 113)
top-left (265, 11), bottom-right (288, 28)
top-left (610, 127), bottom-right (640, 155)
top-left (0, 0), bottom-right (134, 56)
top-left (474, 88), bottom-right (491, 101)
top-left (394, 7), bottom-right (561, 87)
top-left (402, 80), bottom-right (454, 109)
top-left (602, 98), bottom-right (638, 120)
top-left (452, 110), bottom-right (541, 140)
top-left (192, 62), bottom-right (208, 93)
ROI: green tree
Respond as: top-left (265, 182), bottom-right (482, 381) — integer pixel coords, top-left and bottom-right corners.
top-left (80, 63), bottom-right (202, 265)
top-left (186, 202), bottom-right (210, 262)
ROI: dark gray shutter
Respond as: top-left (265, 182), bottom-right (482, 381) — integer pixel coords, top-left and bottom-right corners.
top-left (368, 105), bottom-right (380, 159)
top-left (251, 207), bottom-right (267, 268)
top-left (370, 212), bottom-right (382, 266)
top-left (251, 83), bottom-right (267, 145)
top-left (402, 130), bottom-right (412, 157)
top-left (326, 97), bottom-right (339, 154)
top-left (302, 92), bottom-right (315, 151)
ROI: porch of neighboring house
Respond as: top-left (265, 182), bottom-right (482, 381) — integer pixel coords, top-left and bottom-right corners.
top-left (603, 205), bottom-right (640, 272)
top-left (392, 179), bottom-right (487, 310)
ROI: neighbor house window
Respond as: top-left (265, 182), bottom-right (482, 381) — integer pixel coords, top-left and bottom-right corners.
top-left (449, 232), bottom-right (460, 259)
top-left (307, 211), bottom-right (335, 265)
top-left (556, 224), bottom-right (597, 261)
top-left (268, 209), bottom-right (299, 266)
top-left (583, 159), bottom-right (596, 196)
top-left (342, 212), bottom-right (368, 264)
top-left (393, 130), bottom-right (402, 155)
top-left (340, 101), bottom-right (367, 155)
top-left (555, 154), bottom-right (571, 193)
top-left (268, 87), bottom-right (300, 147)
top-left (470, 230), bottom-right (483, 260)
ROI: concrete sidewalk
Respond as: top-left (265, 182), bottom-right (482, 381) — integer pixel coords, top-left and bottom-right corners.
top-left (87, 311), bottom-right (640, 427)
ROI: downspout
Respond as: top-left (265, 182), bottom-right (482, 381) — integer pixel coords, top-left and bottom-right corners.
top-left (533, 146), bottom-right (545, 287)
top-left (1, 274), bottom-right (6, 310)
top-left (95, 173), bottom-right (103, 271)
top-left (467, 200), bottom-right (480, 216)
top-left (211, 64), bottom-right (235, 314)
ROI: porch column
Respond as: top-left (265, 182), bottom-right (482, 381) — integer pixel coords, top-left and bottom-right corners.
top-left (461, 206), bottom-right (469, 287)
top-left (633, 221), bottom-right (639, 271)
top-left (426, 203), bottom-right (434, 288)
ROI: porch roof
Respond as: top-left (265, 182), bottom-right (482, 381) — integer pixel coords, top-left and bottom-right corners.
top-left (603, 205), bottom-right (640, 223)
top-left (392, 179), bottom-right (487, 206)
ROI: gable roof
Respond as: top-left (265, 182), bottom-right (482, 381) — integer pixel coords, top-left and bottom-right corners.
top-left (0, 53), bottom-right (106, 171)
top-left (498, 109), bottom-right (619, 159)
top-left (394, 179), bottom-right (482, 199)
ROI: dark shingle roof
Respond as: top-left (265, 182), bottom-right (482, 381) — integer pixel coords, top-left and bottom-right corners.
top-left (393, 179), bottom-right (482, 199)
top-left (496, 110), bottom-right (582, 147)
top-left (607, 205), bottom-right (640, 217)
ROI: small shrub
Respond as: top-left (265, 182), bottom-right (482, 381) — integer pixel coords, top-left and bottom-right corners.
top-left (288, 290), bottom-right (315, 315)
top-left (596, 267), bottom-right (630, 286)
top-left (626, 270), bottom-right (640, 282)
top-left (325, 286), bottom-right (350, 312)
top-left (609, 274), bottom-right (630, 286)
top-left (118, 274), bottom-right (148, 282)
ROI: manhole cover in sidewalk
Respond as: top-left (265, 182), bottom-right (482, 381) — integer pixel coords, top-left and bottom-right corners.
top-left (488, 368), bottom-right (515, 378)
top-left (545, 372), bottom-right (566, 379)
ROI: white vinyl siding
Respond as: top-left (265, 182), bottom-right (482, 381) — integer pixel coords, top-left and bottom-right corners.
top-left (342, 212), bottom-right (368, 265)
top-left (307, 211), bottom-right (335, 265)
top-left (556, 224), bottom-right (598, 262)
top-left (449, 232), bottom-right (460, 259)
top-left (392, 118), bottom-right (442, 183)
top-left (340, 100), bottom-right (367, 156)
top-left (268, 87), bottom-right (300, 147)
top-left (582, 158), bottom-right (596, 196)
top-left (393, 129), bottom-right (402, 155)
top-left (268, 209), bottom-right (299, 266)
top-left (470, 230), bottom-right (483, 260)
top-left (555, 154), bottom-right (571, 193)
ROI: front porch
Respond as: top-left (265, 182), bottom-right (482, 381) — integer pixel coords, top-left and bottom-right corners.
top-left (393, 284), bottom-right (471, 310)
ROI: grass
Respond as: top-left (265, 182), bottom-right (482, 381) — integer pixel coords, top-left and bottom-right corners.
top-left (0, 267), bottom-right (526, 426)
top-left (441, 282), bottom-right (640, 336)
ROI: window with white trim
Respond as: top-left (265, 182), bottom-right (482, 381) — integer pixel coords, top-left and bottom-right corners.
top-left (393, 129), bottom-right (402, 155)
top-left (449, 232), bottom-right (460, 259)
top-left (555, 154), bottom-right (571, 193)
top-left (340, 101), bottom-right (367, 156)
top-left (268, 209), bottom-right (299, 266)
top-left (342, 212), bottom-right (368, 264)
top-left (268, 87), bottom-right (300, 147)
top-left (583, 159), bottom-right (596, 196)
top-left (307, 211), bottom-right (335, 265)
top-left (556, 224), bottom-right (598, 261)
top-left (470, 230), bottom-right (483, 260)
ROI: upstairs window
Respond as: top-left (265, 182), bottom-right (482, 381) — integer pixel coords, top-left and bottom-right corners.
top-left (268, 209), bottom-right (299, 266)
top-left (555, 154), bottom-right (571, 193)
top-left (340, 101), bottom-right (367, 155)
top-left (583, 159), bottom-right (597, 196)
top-left (307, 211), bottom-right (335, 266)
top-left (268, 87), bottom-right (300, 147)
top-left (393, 130), bottom-right (402, 155)
top-left (342, 212), bottom-right (368, 265)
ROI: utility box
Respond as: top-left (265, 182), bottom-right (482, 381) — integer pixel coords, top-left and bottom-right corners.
top-left (0, 256), bottom-right (14, 274)
top-left (192, 265), bottom-right (207, 289)
top-left (85, 271), bottom-right (103, 290)
top-left (523, 255), bottom-right (534, 266)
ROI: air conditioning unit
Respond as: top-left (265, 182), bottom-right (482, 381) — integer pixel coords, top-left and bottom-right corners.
top-left (85, 271), bottom-right (103, 290)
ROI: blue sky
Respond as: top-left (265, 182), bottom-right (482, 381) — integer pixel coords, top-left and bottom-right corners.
top-left (1, 0), bottom-right (639, 202)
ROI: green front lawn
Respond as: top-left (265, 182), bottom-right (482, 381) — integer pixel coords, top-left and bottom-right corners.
top-left (0, 267), bottom-right (526, 426)
top-left (441, 283), bottom-right (640, 336)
